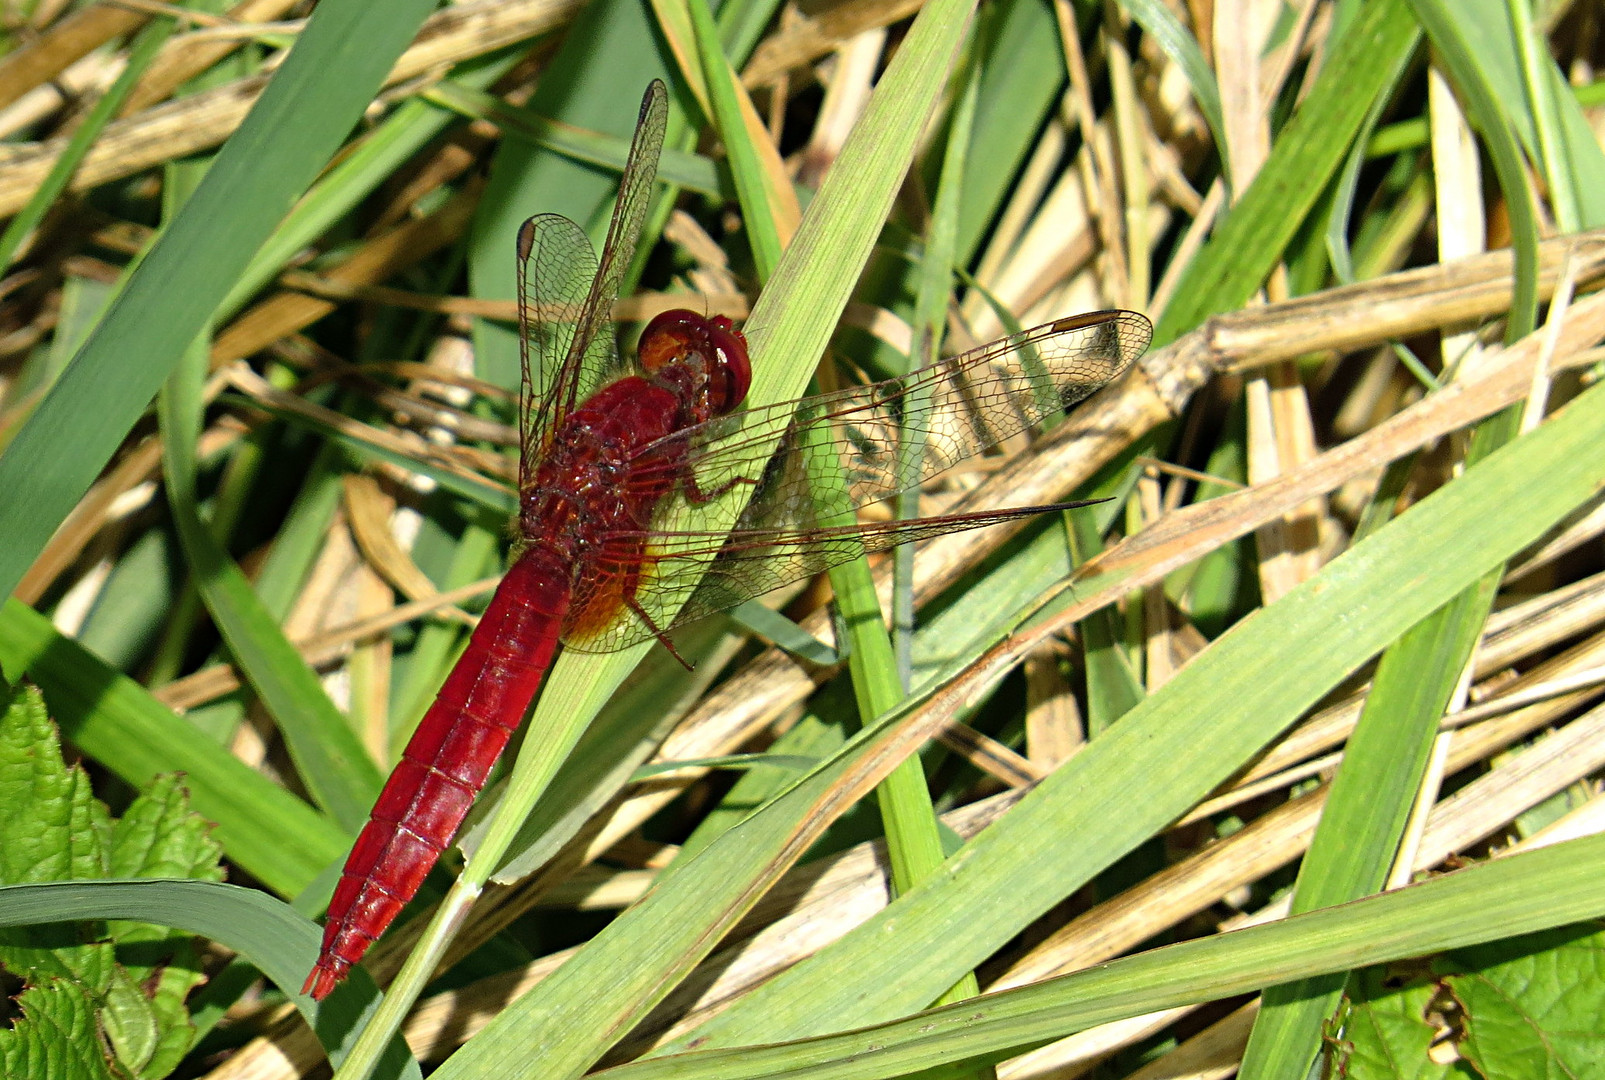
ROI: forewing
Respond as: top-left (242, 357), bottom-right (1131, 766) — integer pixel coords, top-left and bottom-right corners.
top-left (635, 309), bottom-right (1153, 525)
top-left (515, 79), bottom-right (670, 481)
top-left (561, 503), bottom-right (1098, 653)
top-left (572, 79), bottom-right (668, 384)
top-left (517, 214), bottom-right (599, 474)
top-left (564, 309), bottom-right (1151, 652)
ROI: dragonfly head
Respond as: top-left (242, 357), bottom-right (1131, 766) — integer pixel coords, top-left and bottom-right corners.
top-left (638, 309), bottom-right (751, 422)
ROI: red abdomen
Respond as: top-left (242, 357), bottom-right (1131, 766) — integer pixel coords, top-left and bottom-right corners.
top-left (303, 547), bottom-right (571, 1000)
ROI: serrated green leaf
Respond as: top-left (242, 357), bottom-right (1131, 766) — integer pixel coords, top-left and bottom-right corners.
top-left (0, 685), bottom-right (110, 886)
top-left (0, 685), bottom-right (224, 1079)
top-left (140, 976), bottom-right (200, 1080)
top-left (108, 774), bottom-right (225, 884)
top-left (0, 981), bottom-right (118, 1080)
top-left (0, 684), bottom-right (113, 985)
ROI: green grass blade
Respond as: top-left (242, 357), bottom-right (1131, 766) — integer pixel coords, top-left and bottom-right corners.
top-left (1509, 0), bottom-right (1577, 232)
top-left (1238, 9), bottom-right (1562, 1045)
top-left (688, 0), bottom-right (782, 278)
top-left (1237, 575), bottom-right (1497, 1079)
top-left (0, 0), bottom-right (437, 603)
top-left (161, 337), bottom-right (381, 835)
top-left (591, 833), bottom-right (1605, 1080)
top-left (1153, 0), bottom-right (1420, 344)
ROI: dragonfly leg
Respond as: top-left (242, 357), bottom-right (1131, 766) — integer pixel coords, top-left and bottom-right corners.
top-left (683, 472), bottom-right (756, 505)
top-left (628, 596), bottom-right (694, 670)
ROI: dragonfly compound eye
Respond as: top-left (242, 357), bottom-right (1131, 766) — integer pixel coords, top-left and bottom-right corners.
top-left (705, 318), bottom-right (751, 414)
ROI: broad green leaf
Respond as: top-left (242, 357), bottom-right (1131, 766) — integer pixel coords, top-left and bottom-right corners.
top-left (1446, 925), bottom-right (1605, 1078)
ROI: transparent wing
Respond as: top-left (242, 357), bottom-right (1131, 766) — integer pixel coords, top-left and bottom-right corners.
top-left (562, 503), bottom-right (1101, 653)
top-left (516, 79), bottom-right (670, 486)
top-left (561, 308), bottom-right (1153, 651)
top-left (516, 214), bottom-right (598, 480)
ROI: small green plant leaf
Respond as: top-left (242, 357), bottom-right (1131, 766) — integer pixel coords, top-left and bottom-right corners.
top-left (1341, 969), bottom-right (1448, 1080)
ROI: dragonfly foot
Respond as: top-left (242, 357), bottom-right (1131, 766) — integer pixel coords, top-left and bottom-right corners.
top-left (684, 472), bottom-right (757, 505)
top-left (628, 597), bottom-right (694, 670)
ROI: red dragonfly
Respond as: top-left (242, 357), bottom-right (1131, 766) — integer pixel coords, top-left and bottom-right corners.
top-left (304, 79), bottom-right (1151, 1000)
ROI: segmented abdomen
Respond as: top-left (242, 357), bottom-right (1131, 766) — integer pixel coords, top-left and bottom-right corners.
top-left (303, 547), bottom-right (570, 1000)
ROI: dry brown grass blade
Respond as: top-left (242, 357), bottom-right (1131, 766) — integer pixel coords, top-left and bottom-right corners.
top-left (1077, 290), bottom-right (1605, 593)
top-left (741, 0), bottom-right (923, 89)
top-left (119, 0), bottom-right (303, 117)
top-left (1481, 568), bottom-right (1605, 670)
top-left (1213, 230), bottom-right (1605, 371)
top-left (0, 2), bottom-right (148, 113)
top-left (984, 689), bottom-right (1605, 1075)
top-left (994, 631), bottom-right (1605, 993)
top-left (1416, 699), bottom-right (1605, 868)
top-left (1195, 575), bottom-right (1605, 813)
top-left (0, 0), bottom-right (585, 217)
top-left (933, 718), bottom-right (1047, 786)
top-left (210, 182), bottom-right (481, 366)
top-left (343, 473), bottom-right (476, 626)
